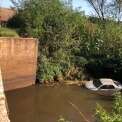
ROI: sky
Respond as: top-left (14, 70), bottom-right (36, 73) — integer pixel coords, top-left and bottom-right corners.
top-left (72, 0), bottom-right (93, 15)
top-left (0, 0), bottom-right (93, 15)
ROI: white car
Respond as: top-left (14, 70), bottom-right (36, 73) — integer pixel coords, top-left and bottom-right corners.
top-left (85, 78), bottom-right (122, 96)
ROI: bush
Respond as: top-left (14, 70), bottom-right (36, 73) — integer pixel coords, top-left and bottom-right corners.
top-left (37, 56), bottom-right (62, 82)
top-left (96, 92), bottom-right (122, 122)
top-left (84, 22), bottom-right (122, 81)
top-left (0, 27), bottom-right (19, 37)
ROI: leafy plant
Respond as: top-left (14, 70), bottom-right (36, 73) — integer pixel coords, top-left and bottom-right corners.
top-left (37, 56), bottom-right (62, 82)
top-left (96, 92), bottom-right (122, 122)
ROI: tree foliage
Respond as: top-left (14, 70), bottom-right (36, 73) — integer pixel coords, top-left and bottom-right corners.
top-left (8, 0), bottom-right (122, 82)
top-left (85, 0), bottom-right (122, 22)
top-left (85, 0), bottom-right (107, 20)
top-left (107, 0), bottom-right (122, 22)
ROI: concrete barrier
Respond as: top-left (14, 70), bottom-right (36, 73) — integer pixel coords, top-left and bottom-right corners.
top-left (0, 37), bottom-right (38, 91)
top-left (0, 68), bottom-right (10, 122)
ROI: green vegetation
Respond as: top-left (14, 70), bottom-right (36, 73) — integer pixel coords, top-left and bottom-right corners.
top-left (9, 0), bottom-right (122, 83)
top-left (96, 92), bottom-right (122, 122)
top-left (0, 27), bottom-right (19, 37)
top-left (58, 116), bottom-right (71, 122)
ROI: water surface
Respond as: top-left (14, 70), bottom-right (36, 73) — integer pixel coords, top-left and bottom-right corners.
top-left (6, 85), bottom-right (113, 122)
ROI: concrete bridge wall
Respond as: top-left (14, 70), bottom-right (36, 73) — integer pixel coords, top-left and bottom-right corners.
top-left (0, 37), bottom-right (38, 91)
top-left (0, 68), bottom-right (10, 122)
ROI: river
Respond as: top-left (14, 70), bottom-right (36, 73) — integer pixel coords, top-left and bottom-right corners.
top-left (6, 85), bottom-right (113, 122)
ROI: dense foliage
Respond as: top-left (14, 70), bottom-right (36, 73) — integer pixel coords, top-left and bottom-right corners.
top-left (96, 92), bottom-right (122, 122)
top-left (8, 0), bottom-right (122, 82)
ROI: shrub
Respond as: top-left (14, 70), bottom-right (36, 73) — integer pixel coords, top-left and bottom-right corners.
top-left (96, 92), bottom-right (122, 122)
top-left (37, 56), bottom-right (62, 82)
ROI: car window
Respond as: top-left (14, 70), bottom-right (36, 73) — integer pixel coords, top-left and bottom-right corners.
top-left (114, 81), bottom-right (120, 86)
top-left (93, 79), bottom-right (102, 88)
top-left (100, 85), bottom-right (115, 89)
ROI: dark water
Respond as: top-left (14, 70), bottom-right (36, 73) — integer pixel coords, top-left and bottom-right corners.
top-left (6, 85), bottom-right (113, 122)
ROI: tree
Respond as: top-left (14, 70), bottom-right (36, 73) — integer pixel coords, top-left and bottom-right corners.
top-left (85, 0), bottom-right (122, 22)
top-left (10, 0), bottom-right (86, 82)
top-left (10, 0), bottom-right (24, 8)
top-left (107, 0), bottom-right (122, 23)
top-left (8, 0), bottom-right (122, 82)
top-left (85, 0), bottom-right (108, 20)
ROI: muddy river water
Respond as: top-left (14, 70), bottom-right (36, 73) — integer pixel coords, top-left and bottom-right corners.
top-left (6, 85), bottom-right (113, 122)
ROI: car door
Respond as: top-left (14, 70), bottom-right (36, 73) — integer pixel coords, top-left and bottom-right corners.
top-left (98, 85), bottom-right (115, 91)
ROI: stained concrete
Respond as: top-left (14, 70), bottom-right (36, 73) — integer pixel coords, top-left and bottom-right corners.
top-left (0, 68), bottom-right (10, 122)
top-left (0, 37), bottom-right (38, 91)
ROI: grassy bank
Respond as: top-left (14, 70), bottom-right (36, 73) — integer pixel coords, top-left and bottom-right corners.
top-left (0, 27), bottom-right (19, 37)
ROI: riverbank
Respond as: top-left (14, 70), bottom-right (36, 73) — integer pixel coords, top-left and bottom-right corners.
top-left (38, 80), bottom-right (87, 87)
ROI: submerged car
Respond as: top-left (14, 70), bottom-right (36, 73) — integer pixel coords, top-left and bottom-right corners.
top-left (85, 78), bottom-right (122, 96)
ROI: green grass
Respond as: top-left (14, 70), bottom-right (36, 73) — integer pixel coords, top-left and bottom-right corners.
top-left (0, 27), bottom-right (19, 37)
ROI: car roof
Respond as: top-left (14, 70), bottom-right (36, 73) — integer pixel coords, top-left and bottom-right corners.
top-left (99, 79), bottom-right (115, 85)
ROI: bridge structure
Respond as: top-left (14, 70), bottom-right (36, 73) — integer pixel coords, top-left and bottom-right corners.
top-left (0, 37), bottom-right (38, 91)
top-left (0, 68), bottom-right (10, 122)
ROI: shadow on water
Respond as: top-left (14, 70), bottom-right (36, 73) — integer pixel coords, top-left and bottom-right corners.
top-left (5, 85), bottom-right (113, 122)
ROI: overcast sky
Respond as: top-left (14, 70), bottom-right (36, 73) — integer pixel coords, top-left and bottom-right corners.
top-left (0, 0), bottom-right (93, 15)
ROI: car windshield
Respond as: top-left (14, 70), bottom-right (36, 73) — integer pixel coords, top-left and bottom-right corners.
top-left (100, 85), bottom-right (115, 89)
top-left (93, 79), bottom-right (102, 88)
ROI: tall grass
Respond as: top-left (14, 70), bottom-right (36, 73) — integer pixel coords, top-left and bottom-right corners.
top-left (0, 27), bottom-right (19, 37)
